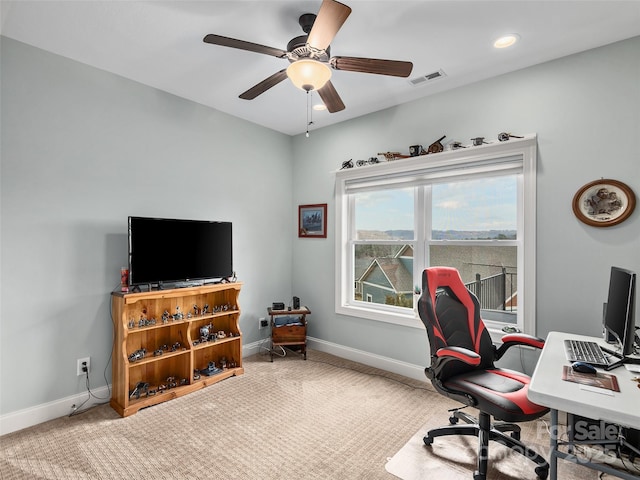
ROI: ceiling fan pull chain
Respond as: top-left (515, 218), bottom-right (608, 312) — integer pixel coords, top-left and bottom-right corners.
top-left (306, 90), bottom-right (311, 138)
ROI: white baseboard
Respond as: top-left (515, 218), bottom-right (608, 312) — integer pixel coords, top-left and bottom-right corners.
top-left (243, 337), bottom-right (271, 356)
top-left (1, 338), bottom-right (425, 436)
top-left (245, 336), bottom-right (427, 381)
top-left (306, 336), bottom-right (427, 382)
top-left (0, 385), bottom-right (111, 436)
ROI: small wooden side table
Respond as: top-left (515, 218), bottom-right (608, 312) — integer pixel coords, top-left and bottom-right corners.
top-left (268, 306), bottom-right (310, 362)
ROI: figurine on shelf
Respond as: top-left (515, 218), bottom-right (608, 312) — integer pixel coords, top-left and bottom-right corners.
top-left (200, 361), bottom-right (221, 376)
top-left (128, 349), bottom-right (146, 362)
top-left (129, 382), bottom-right (149, 400)
top-left (409, 145), bottom-right (426, 156)
top-left (200, 324), bottom-right (210, 342)
top-left (471, 137), bottom-right (489, 146)
top-left (340, 159), bottom-right (354, 169)
top-left (427, 135), bottom-right (446, 154)
top-left (378, 152), bottom-right (411, 161)
top-left (356, 157), bottom-right (380, 167)
top-left (498, 132), bottom-right (524, 142)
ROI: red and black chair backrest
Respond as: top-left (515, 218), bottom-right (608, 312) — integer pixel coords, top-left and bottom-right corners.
top-left (418, 267), bottom-right (495, 381)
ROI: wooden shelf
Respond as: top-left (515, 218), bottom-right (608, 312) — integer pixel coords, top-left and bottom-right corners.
top-left (111, 282), bottom-right (243, 417)
top-left (268, 306), bottom-right (310, 362)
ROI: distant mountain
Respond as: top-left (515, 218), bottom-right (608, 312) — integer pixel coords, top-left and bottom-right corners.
top-left (357, 229), bottom-right (516, 240)
top-left (385, 230), bottom-right (414, 240)
top-left (433, 230), bottom-right (516, 240)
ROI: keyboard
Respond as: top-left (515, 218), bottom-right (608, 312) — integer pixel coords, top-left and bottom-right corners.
top-left (564, 339), bottom-right (610, 367)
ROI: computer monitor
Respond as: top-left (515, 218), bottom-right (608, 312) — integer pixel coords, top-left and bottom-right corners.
top-left (603, 266), bottom-right (636, 357)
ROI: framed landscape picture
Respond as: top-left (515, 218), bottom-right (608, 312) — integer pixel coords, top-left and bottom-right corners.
top-left (299, 204), bottom-right (327, 238)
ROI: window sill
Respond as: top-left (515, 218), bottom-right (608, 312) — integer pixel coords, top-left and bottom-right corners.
top-left (487, 326), bottom-right (507, 345)
top-left (335, 303), bottom-right (424, 329)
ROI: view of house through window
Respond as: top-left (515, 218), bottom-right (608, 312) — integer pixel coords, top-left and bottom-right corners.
top-left (351, 175), bottom-right (519, 324)
top-left (354, 187), bottom-right (415, 308)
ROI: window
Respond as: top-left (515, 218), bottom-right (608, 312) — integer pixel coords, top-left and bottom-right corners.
top-left (354, 187), bottom-right (415, 308)
top-left (430, 175), bottom-right (519, 326)
top-left (335, 136), bottom-right (537, 336)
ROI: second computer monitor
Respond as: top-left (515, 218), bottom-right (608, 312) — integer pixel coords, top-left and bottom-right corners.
top-left (603, 266), bottom-right (636, 356)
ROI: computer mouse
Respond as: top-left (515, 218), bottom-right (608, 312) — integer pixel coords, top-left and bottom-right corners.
top-left (571, 361), bottom-right (597, 374)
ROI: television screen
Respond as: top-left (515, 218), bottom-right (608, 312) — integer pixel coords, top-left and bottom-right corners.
top-left (128, 216), bottom-right (233, 286)
top-left (604, 266), bottom-right (636, 356)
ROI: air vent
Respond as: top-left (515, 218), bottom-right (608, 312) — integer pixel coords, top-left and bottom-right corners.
top-left (409, 69), bottom-right (447, 86)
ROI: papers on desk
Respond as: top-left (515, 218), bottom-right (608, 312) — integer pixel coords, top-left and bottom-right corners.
top-left (562, 365), bottom-right (620, 392)
top-left (579, 385), bottom-right (615, 396)
top-left (625, 363), bottom-right (640, 373)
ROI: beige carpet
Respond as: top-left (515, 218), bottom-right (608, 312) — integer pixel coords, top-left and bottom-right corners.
top-left (0, 349), bottom-right (600, 479)
top-left (0, 350), bottom-right (439, 479)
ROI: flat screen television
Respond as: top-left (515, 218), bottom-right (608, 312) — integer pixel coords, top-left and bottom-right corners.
top-left (603, 266), bottom-right (636, 356)
top-left (128, 216), bottom-right (233, 287)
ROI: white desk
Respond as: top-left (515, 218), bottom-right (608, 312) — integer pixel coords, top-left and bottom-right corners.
top-left (528, 331), bottom-right (640, 480)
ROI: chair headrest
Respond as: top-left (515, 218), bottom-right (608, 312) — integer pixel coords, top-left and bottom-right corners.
top-left (424, 267), bottom-right (483, 352)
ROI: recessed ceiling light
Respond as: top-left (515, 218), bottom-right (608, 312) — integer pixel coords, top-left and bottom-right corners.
top-left (313, 104), bottom-right (327, 111)
top-left (494, 34), bottom-right (520, 49)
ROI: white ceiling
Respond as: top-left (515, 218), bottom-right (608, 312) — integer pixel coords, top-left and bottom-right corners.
top-left (2, 1), bottom-right (640, 136)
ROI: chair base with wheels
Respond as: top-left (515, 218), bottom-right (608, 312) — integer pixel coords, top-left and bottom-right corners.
top-left (423, 409), bottom-right (549, 480)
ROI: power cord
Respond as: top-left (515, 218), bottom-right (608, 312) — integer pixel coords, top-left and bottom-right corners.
top-left (560, 419), bottom-right (640, 476)
top-left (257, 337), bottom-right (285, 357)
top-left (69, 283), bottom-right (117, 417)
top-left (68, 369), bottom-right (110, 417)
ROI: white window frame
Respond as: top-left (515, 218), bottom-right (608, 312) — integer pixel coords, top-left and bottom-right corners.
top-left (334, 135), bottom-right (537, 338)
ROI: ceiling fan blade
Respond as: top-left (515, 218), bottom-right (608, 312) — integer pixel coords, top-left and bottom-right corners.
top-left (306, 0), bottom-right (352, 51)
top-left (317, 80), bottom-right (345, 113)
top-left (330, 56), bottom-right (413, 77)
top-left (239, 69), bottom-right (288, 100)
top-left (203, 34), bottom-right (287, 58)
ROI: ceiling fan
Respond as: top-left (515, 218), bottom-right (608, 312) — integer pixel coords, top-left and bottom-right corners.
top-left (203, 0), bottom-right (413, 113)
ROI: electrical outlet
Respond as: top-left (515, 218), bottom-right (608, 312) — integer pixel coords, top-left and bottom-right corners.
top-left (77, 357), bottom-right (90, 376)
top-left (258, 317), bottom-right (267, 329)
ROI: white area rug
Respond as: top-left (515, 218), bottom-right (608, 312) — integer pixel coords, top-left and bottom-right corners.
top-left (385, 419), bottom-right (599, 480)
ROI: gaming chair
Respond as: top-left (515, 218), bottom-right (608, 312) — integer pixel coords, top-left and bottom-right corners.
top-left (417, 267), bottom-right (550, 480)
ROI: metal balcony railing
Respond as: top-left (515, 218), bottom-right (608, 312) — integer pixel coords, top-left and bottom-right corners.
top-left (465, 268), bottom-right (517, 312)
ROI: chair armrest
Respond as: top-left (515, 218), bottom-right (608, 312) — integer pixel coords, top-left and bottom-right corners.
top-left (436, 346), bottom-right (481, 366)
top-left (494, 333), bottom-right (545, 360)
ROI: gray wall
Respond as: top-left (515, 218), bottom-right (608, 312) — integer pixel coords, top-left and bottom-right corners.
top-left (1, 37), bottom-right (293, 415)
top-left (291, 36), bottom-right (640, 367)
top-left (2, 34), bottom-right (639, 422)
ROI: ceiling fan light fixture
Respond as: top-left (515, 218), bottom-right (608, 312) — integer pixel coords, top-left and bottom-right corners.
top-left (287, 59), bottom-right (331, 92)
